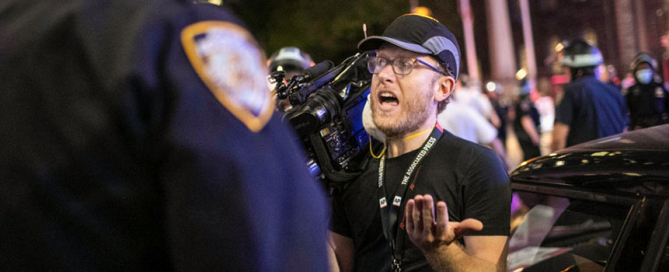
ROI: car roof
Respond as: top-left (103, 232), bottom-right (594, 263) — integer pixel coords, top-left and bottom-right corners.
top-left (511, 124), bottom-right (669, 197)
top-left (561, 124), bottom-right (669, 153)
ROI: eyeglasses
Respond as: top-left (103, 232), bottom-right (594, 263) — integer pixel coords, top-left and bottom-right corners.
top-left (366, 56), bottom-right (449, 76)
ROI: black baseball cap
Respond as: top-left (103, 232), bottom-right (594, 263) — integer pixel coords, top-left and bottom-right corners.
top-left (358, 14), bottom-right (461, 80)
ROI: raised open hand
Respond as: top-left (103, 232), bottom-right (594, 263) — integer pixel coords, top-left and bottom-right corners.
top-left (404, 194), bottom-right (483, 252)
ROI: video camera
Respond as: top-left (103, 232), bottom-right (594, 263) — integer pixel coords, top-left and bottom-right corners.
top-left (269, 52), bottom-right (373, 191)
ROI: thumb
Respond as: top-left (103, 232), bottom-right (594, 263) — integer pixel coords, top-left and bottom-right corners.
top-left (452, 219), bottom-right (483, 240)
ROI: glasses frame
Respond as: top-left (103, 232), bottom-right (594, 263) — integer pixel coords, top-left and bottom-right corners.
top-left (366, 56), bottom-right (450, 76)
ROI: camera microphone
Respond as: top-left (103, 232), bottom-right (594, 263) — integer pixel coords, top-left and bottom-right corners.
top-left (304, 61), bottom-right (335, 80)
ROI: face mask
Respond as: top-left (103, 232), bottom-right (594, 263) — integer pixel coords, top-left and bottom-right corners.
top-left (362, 101), bottom-right (386, 142)
top-left (636, 69), bottom-right (653, 84)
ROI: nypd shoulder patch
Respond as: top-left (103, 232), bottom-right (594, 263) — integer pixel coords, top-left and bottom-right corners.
top-left (181, 21), bottom-right (274, 132)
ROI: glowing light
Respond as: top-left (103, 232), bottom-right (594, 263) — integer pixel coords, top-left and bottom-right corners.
top-left (486, 81), bottom-right (497, 92)
top-left (515, 68), bottom-right (527, 80)
top-left (520, 161), bottom-right (528, 166)
top-left (208, 0), bottom-right (222, 5)
top-left (412, 6), bottom-right (432, 17)
top-left (554, 43), bottom-right (564, 52)
top-left (624, 172), bottom-right (642, 177)
top-left (555, 161), bottom-right (565, 167)
top-left (591, 151), bottom-right (609, 157)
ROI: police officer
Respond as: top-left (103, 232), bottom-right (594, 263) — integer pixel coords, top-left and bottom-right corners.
top-left (626, 52), bottom-right (669, 130)
top-left (552, 40), bottom-right (627, 151)
top-left (268, 46), bottom-right (314, 112)
top-left (0, 1), bottom-right (328, 271)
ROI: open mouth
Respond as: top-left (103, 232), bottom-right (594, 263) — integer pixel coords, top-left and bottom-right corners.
top-left (378, 91), bottom-right (399, 106)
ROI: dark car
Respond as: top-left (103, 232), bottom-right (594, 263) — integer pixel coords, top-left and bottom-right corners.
top-left (507, 124), bottom-right (669, 272)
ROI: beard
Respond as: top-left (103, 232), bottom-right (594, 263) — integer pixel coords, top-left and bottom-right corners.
top-left (371, 80), bottom-right (436, 138)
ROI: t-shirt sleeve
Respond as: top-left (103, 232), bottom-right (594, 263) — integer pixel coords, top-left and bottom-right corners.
top-left (329, 194), bottom-right (353, 237)
top-left (555, 88), bottom-right (575, 126)
top-left (462, 149), bottom-right (511, 236)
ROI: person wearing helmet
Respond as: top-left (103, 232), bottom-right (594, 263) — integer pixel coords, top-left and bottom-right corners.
top-left (268, 46), bottom-right (314, 79)
top-left (330, 14), bottom-right (510, 272)
top-left (551, 40), bottom-right (627, 151)
top-left (267, 46), bottom-right (314, 111)
top-left (626, 52), bottom-right (669, 130)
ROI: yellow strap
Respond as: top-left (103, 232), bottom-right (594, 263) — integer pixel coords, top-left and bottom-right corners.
top-left (369, 135), bottom-right (386, 159)
top-left (401, 125), bottom-right (435, 141)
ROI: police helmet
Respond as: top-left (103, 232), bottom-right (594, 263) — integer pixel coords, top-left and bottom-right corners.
top-left (268, 47), bottom-right (314, 74)
top-left (560, 40), bottom-right (603, 68)
top-left (630, 52), bottom-right (657, 71)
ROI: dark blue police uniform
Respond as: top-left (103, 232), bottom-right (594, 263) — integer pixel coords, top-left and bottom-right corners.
top-left (555, 76), bottom-right (627, 147)
top-left (626, 81), bottom-right (669, 129)
top-left (0, 1), bottom-right (328, 271)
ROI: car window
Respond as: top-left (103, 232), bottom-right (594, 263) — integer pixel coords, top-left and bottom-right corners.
top-left (507, 192), bottom-right (630, 272)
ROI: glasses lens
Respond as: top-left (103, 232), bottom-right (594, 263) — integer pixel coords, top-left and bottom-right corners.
top-left (393, 58), bottom-right (414, 75)
top-left (367, 57), bottom-right (386, 74)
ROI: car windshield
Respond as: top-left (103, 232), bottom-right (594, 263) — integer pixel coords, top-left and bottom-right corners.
top-left (507, 192), bottom-right (630, 272)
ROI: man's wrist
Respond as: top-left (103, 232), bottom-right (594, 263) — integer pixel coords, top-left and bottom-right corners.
top-left (421, 242), bottom-right (463, 269)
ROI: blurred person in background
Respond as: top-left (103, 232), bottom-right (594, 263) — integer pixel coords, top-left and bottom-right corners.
top-left (626, 52), bottom-right (669, 130)
top-left (534, 78), bottom-right (555, 156)
top-left (621, 72), bottom-right (636, 94)
top-left (511, 81), bottom-right (541, 161)
top-left (453, 74), bottom-right (502, 130)
top-left (267, 46), bottom-right (315, 112)
top-left (485, 87), bottom-right (510, 150)
top-left (598, 63), bottom-right (621, 91)
top-left (438, 89), bottom-right (512, 170)
top-left (551, 40), bottom-right (626, 151)
top-left (0, 1), bottom-right (329, 271)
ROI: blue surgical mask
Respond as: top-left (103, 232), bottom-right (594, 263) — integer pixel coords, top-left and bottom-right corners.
top-left (636, 69), bottom-right (653, 84)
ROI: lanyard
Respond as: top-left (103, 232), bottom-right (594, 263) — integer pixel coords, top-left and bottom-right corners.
top-left (377, 124), bottom-right (443, 271)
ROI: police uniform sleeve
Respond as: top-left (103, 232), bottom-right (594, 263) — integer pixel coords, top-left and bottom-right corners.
top-left (555, 87), bottom-right (575, 126)
top-left (127, 3), bottom-right (329, 271)
top-left (461, 148), bottom-right (511, 236)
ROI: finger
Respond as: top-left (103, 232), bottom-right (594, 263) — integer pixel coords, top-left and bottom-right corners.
top-left (413, 195), bottom-right (424, 232)
top-left (422, 195), bottom-right (435, 234)
top-left (452, 219), bottom-right (484, 240)
top-left (405, 199), bottom-right (415, 234)
top-left (435, 201), bottom-right (449, 240)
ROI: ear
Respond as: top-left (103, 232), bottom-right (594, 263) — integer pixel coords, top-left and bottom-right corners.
top-left (433, 76), bottom-right (455, 103)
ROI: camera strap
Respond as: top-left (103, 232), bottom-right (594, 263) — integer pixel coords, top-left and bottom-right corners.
top-left (377, 124), bottom-right (443, 272)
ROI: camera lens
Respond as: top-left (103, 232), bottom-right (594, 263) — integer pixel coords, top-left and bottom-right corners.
top-left (286, 87), bottom-right (341, 137)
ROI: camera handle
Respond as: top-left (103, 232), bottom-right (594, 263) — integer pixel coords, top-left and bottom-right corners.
top-left (309, 133), bottom-right (362, 183)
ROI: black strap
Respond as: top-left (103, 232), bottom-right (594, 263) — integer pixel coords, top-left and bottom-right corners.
top-left (377, 125), bottom-right (443, 269)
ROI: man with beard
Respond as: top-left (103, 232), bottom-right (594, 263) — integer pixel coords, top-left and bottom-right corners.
top-left (329, 14), bottom-right (510, 272)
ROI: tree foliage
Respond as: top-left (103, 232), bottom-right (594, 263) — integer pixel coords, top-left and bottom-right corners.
top-left (228, 0), bottom-right (462, 67)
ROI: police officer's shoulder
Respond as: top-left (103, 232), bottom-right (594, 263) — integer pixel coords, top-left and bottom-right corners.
top-left (175, 2), bottom-right (275, 132)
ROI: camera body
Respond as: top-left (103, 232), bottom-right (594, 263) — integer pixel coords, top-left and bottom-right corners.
top-left (271, 53), bottom-right (372, 190)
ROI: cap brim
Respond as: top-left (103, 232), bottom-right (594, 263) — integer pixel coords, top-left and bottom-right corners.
top-left (358, 36), bottom-right (432, 55)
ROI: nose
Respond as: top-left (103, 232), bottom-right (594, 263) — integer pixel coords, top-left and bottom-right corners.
top-left (376, 61), bottom-right (396, 83)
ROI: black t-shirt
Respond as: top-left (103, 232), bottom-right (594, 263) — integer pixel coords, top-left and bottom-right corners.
top-left (555, 76), bottom-right (627, 147)
top-left (331, 131), bottom-right (511, 272)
